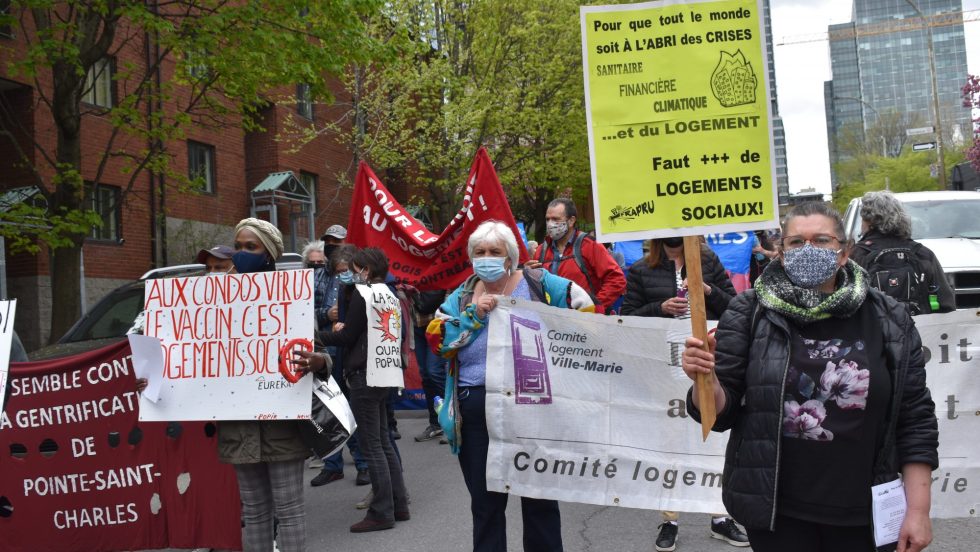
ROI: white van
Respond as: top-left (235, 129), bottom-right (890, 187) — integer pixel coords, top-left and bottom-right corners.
top-left (842, 191), bottom-right (980, 310)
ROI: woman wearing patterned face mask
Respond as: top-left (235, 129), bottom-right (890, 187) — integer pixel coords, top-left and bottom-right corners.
top-left (426, 220), bottom-right (594, 552)
top-left (681, 202), bottom-right (938, 552)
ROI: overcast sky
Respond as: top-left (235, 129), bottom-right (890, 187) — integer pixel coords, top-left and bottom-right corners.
top-left (770, 0), bottom-right (980, 195)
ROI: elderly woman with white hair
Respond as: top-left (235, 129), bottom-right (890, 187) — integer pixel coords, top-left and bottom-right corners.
top-left (426, 220), bottom-right (593, 552)
top-left (850, 191), bottom-right (955, 314)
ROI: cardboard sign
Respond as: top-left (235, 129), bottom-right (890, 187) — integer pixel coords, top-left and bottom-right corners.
top-left (354, 284), bottom-right (406, 388)
top-left (580, 0), bottom-right (779, 241)
top-left (141, 270), bottom-right (314, 421)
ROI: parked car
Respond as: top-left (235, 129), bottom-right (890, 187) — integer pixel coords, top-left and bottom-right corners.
top-left (28, 253), bottom-right (304, 360)
top-left (843, 190), bottom-right (980, 310)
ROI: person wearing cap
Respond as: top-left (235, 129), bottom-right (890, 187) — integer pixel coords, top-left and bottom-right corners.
top-left (195, 245), bottom-right (236, 274)
top-left (321, 224), bottom-right (347, 262)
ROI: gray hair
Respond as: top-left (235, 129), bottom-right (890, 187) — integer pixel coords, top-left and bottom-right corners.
top-left (860, 191), bottom-right (912, 239)
top-left (781, 202), bottom-right (847, 242)
top-left (467, 220), bottom-right (520, 268)
top-left (301, 240), bottom-right (324, 263)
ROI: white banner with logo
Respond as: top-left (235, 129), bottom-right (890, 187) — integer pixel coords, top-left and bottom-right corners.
top-left (485, 299), bottom-right (979, 518)
top-left (141, 270), bottom-right (314, 421)
top-left (355, 284), bottom-right (405, 388)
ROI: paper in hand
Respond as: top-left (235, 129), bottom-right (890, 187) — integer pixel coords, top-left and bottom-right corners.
top-left (128, 334), bottom-right (166, 403)
top-left (872, 478), bottom-right (907, 547)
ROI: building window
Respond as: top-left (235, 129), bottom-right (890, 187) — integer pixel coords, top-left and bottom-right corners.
top-left (0, 0), bottom-right (12, 39)
top-left (185, 49), bottom-right (210, 80)
top-left (299, 171), bottom-right (317, 214)
top-left (82, 57), bottom-right (114, 108)
top-left (86, 183), bottom-right (120, 241)
top-left (188, 141), bottom-right (216, 194)
top-left (296, 84), bottom-right (313, 120)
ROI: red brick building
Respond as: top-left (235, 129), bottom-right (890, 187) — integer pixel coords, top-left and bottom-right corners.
top-left (0, 17), bottom-right (364, 351)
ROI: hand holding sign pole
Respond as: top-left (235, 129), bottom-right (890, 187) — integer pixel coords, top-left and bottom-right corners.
top-left (682, 236), bottom-right (716, 440)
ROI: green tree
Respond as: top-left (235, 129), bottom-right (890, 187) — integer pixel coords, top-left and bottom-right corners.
top-left (832, 148), bottom-right (964, 212)
top-left (287, 0), bottom-right (590, 236)
top-left (0, 0), bottom-right (380, 343)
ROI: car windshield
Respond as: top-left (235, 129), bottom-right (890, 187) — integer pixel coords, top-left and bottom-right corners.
top-left (72, 289), bottom-right (143, 341)
top-left (905, 200), bottom-right (980, 240)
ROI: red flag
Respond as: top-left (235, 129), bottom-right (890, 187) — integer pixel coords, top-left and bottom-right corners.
top-left (347, 148), bottom-right (528, 290)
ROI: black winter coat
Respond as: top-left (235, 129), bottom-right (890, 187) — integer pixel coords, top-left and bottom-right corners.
top-left (687, 289), bottom-right (939, 530)
top-left (850, 229), bottom-right (956, 313)
top-left (621, 247), bottom-right (736, 320)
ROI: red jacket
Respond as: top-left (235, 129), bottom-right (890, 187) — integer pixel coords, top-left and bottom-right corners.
top-left (536, 231), bottom-right (626, 314)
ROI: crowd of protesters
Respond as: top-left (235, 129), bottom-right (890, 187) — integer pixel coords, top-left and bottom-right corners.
top-left (132, 189), bottom-right (942, 552)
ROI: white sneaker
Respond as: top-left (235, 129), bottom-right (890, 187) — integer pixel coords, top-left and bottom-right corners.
top-left (308, 457), bottom-right (324, 469)
top-left (355, 489), bottom-right (373, 510)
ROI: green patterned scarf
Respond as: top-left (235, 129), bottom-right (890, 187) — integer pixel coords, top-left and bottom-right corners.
top-left (755, 259), bottom-right (869, 325)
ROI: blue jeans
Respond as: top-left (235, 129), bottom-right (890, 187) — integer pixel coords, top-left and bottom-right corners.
top-left (323, 431), bottom-right (368, 473)
top-left (323, 352), bottom-right (368, 473)
top-left (415, 325), bottom-right (447, 426)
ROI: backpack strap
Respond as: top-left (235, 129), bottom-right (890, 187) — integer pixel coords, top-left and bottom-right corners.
top-left (571, 232), bottom-right (598, 297)
top-left (456, 274), bottom-right (482, 313)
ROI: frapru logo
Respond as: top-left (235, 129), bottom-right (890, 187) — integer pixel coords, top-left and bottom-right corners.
top-left (609, 201), bottom-right (656, 224)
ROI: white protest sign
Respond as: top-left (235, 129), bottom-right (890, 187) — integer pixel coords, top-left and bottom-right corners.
top-left (141, 270), bottom-right (314, 421)
top-left (355, 284), bottom-right (405, 388)
top-left (915, 309), bottom-right (980, 518)
top-left (486, 298), bottom-right (727, 513)
top-left (485, 299), bottom-right (980, 518)
top-left (0, 299), bottom-right (17, 411)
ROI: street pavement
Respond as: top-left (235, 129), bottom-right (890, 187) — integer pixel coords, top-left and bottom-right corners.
top-left (161, 414), bottom-right (978, 552)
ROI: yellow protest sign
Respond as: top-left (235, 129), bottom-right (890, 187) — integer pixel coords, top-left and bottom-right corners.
top-left (581, 0), bottom-right (778, 241)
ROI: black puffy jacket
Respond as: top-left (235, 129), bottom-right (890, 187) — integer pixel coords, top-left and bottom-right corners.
top-left (687, 289), bottom-right (939, 530)
top-left (621, 247), bottom-right (735, 320)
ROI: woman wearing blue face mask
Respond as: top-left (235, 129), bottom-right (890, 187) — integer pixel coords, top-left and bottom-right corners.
top-left (680, 202), bottom-right (938, 552)
top-left (426, 220), bottom-right (594, 552)
top-left (225, 218), bottom-right (315, 552)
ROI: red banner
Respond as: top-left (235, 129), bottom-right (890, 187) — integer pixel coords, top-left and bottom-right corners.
top-left (347, 148), bottom-right (528, 290)
top-left (0, 340), bottom-right (242, 552)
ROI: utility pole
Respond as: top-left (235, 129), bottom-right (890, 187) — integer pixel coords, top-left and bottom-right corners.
top-left (905, 0), bottom-right (947, 188)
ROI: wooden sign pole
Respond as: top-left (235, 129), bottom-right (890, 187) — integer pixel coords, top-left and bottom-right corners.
top-left (682, 235), bottom-right (716, 441)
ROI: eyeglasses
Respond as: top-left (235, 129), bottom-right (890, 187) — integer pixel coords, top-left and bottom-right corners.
top-left (780, 234), bottom-right (843, 251)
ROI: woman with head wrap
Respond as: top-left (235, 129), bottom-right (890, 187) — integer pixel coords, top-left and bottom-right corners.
top-left (219, 218), bottom-right (319, 552)
top-left (136, 218), bottom-right (322, 551)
